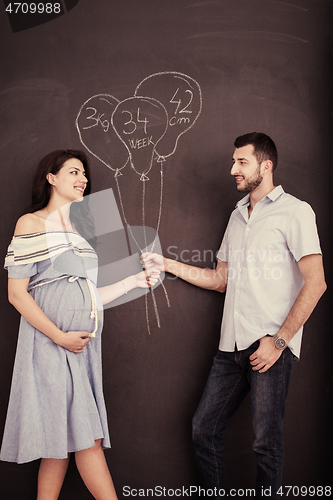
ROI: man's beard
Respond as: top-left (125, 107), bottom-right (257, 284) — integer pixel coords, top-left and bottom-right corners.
top-left (237, 165), bottom-right (263, 193)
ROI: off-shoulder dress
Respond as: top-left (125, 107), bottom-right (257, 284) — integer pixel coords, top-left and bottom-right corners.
top-left (0, 230), bottom-right (111, 464)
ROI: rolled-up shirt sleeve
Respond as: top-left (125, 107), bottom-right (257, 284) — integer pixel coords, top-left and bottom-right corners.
top-left (286, 202), bottom-right (322, 262)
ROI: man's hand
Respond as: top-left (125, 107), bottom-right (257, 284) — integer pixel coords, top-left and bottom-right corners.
top-left (141, 252), bottom-right (165, 272)
top-left (249, 254), bottom-right (326, 374)
top-left (249, 336), bottom-right (283, 373)
top-left (141, 252), bottom-right (228, 292)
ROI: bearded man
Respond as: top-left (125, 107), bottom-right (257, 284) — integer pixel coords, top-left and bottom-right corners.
top-left (141, 132), bottom-right (326, 499)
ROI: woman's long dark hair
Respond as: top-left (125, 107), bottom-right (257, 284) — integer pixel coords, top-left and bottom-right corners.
top-left (25, 150), bottom-right (96, 244)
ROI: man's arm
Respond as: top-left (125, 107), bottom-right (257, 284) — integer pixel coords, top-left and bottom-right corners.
top-left (141, 252), bottom-right (228, 293)
top-left (250, 253), bottom-right (327, 373)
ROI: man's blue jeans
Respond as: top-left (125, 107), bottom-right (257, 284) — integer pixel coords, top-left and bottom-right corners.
top-left (192, 342), bottom-right (294, 499)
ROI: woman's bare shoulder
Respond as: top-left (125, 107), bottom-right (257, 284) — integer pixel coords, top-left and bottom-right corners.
top-left (14, 212), bottom-right (46, 236)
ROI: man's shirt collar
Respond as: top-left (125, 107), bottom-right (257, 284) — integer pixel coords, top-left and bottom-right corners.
top-left (236, 185), bottom-right (284, 209)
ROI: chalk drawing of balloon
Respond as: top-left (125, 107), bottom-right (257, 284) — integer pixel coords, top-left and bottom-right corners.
top-left (111, 96), bottom-right (168, 180)
top-left (76, 94), bottom-right (129, 174)
top-left (134, 72), bottom-right (202, 159)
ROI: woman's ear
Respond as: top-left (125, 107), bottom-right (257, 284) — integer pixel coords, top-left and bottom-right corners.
top-left (46, 173), bottom-right (54, 185)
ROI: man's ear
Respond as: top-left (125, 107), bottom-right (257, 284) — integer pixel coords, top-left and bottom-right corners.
top-left (262, 159), bottom-right (273, 175)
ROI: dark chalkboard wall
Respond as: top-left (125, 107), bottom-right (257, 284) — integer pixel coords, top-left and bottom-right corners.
top-left (0, 1), bottom-right (332, 498)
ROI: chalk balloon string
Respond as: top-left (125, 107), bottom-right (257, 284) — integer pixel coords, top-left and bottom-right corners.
top-left (114, 155), bottom-right (170, 335)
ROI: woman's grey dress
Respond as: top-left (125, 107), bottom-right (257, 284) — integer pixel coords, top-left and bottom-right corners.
top-left (0, 230), bottom-right (111, 464)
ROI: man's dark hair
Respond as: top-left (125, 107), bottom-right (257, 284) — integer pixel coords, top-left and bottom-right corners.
top-left (234, 132), bottom-right (278, 171)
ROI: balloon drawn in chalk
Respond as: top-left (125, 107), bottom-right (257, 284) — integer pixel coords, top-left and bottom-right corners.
top-left (111, 96), bottom-right (168, 180)
top-left (135, 72), bottom-right (202, 159)
top-left (76, 72), bottom-right (202, 333)
top-left (76, 94), bottom-right (129, 174)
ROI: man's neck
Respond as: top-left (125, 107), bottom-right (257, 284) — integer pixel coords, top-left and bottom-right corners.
top-left (248, 182), bottom-right (275, 217)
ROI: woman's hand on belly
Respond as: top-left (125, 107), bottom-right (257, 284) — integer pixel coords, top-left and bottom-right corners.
top-left (57, 330), bottom-right (91, 353)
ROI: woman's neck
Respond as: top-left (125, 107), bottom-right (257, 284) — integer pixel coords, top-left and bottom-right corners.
top-left (43, 200), bottom-right (73, 232)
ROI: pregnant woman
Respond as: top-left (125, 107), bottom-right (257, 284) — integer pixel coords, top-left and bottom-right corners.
top-left (0, 150), bottom-right (159, 500)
